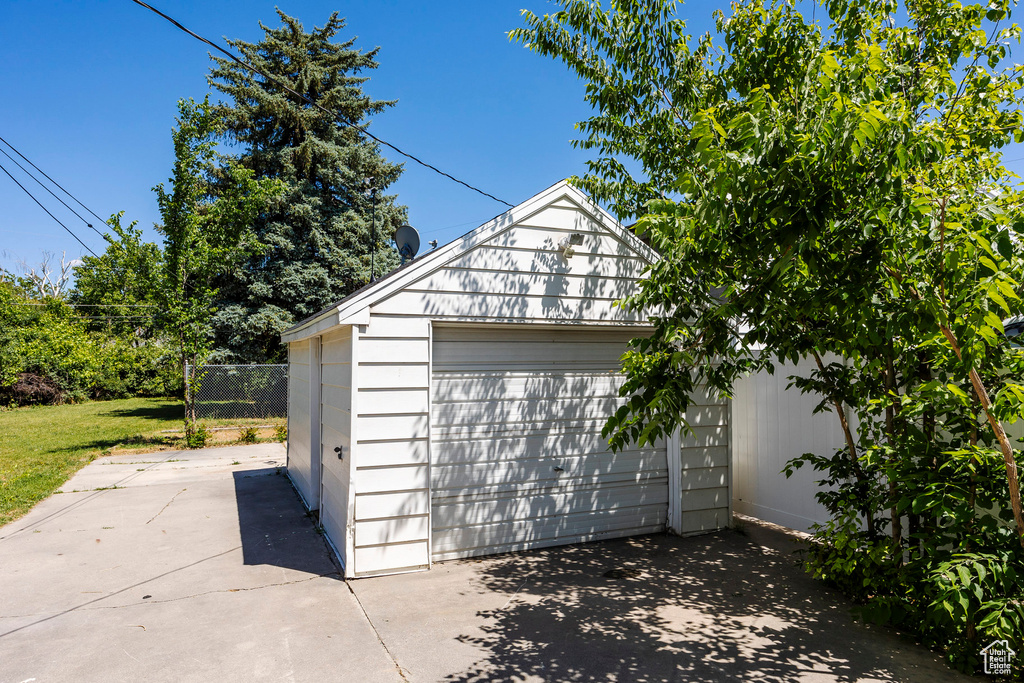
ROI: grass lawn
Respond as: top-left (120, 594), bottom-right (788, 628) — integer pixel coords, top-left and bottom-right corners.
top-left (0, 397), bottom-right (285, 527)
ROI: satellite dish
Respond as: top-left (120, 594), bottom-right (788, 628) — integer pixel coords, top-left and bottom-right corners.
top-left (395, 224), bottom-right (420, 264)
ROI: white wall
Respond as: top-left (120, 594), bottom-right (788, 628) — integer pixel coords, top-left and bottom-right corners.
top-left (429, 326), bottom-right (671, 561)
top-left (350, 317), bottom-right (432, 577)
top-left (371, 199), bottom-right (651, 325)
top-left (731, 357), bottom-right (843, 531)
top-left (288, 191), bottom-right (736, 576)
top-left (286, 340), bottom-right (314, 508)
top-left (347, 198), bottom-right (658, 576)
top-left (677, 387), bottom-right (731, 534)
top-left (319, 327), bottom-right (354, 573)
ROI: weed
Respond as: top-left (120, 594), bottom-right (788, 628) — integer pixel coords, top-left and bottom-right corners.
top-left (273, 424), bottom-right (288, 442)
top-left (239, 426), bottom-right (259, 444)
top-left (185, 422), bottom-right (210, 449)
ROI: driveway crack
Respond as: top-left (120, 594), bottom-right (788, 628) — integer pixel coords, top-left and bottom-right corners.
top-left (347, 583), bottom-right (410, 682)
top-left (146, 488), bottom-right (187, 524)
top-left (98, 571), bottom-right (340, 609)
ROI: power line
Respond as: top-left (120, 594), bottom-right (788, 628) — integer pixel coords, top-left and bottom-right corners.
top-left (78, 316), bottom-right (158, 320)
top-left (0, 146), bottom-right (105, 238)
top-left (13, 302), bottom-right (159, 307)
top-left (0, 135), bottom-right (108, 227)
top-left (129, 0), bottom-right (514, 209)
top-left (0, 159), bottom-right (97, 256)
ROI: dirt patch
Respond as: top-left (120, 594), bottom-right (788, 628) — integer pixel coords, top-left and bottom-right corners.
top-left (101, 427), bottom-right (284, 457)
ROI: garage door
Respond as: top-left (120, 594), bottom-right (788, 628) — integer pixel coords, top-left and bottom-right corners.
top-left (430, 326), bottom-right (668, 561)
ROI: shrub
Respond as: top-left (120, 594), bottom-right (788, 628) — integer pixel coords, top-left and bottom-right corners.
top-left (0, 277), bottom-right (179, 405)
top-left (273, 424), bottom-right (287, 442)
top-left (0, 372), bottom-right (64, 406)
top-left (92, 337), bottom-right (179, 400)
top-left (185, 421), bottom-right (210, 449)
top-left (239, 426), bottom-right (259, 444)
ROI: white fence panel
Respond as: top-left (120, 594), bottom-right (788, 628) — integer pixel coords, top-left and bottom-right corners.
top-left (731, 357), bottom-right (845, 532)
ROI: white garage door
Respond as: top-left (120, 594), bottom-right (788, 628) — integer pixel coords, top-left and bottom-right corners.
top-left (430, 326), bottom-right (668, 561)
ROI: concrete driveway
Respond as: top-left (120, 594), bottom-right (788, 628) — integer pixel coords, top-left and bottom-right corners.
top-left (0, 445), bottom-right (974, 682)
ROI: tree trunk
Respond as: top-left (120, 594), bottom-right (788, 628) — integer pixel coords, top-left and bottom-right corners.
top-left (811, 350), bottom-right (875, 534)
top-left (940, 324), bottom-right (1024, 549)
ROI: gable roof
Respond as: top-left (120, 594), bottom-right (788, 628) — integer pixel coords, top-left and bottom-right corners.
top-left (280, 179), bottom-right (657, 343)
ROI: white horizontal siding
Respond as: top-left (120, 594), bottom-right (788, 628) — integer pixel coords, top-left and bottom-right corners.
top-left (354, 541), bottom-right (430, 576)
top-left (449, 246), bottom-right (650, 279)
top-left (356, 465), bottom-right (428, 494)
top-left (359, 388), bottom-right (429, 415)
top-left (358, 363), bottom-right (429, 390)
top-left (356, 516), bottom-right (430, 547)
top-left (356, 439), bottom-right (429, 468)
top-left (356, 490), bottom-right (430, 520)
top-left (432, 504), bottom-right (667, 558)
top-left (678, 390), bottom-right (731, 536)
top-left (319, 327), bottom-right (353, 572)
top-left (352, 316), bottom-right (431, 576)
top-left (484, 223), bottom-right (643, 258)
top-left (367, 204), bottom-right (654, 326)
top-left (415, 268), bottom-right (641, 301)
top-left (286, 341), bottom-right (314, 508)
top-left (371, 291), bottom-right (648, 323)
top-left (433, 450), bottom-right (665, 489)
top-left (328, 196), bottom-right (668, 576)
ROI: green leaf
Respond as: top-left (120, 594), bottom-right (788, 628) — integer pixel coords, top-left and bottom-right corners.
top-left (947, 383), bottom-right (970, 400)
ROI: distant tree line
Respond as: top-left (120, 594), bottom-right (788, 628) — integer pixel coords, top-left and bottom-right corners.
top-left (2, 11), bottom-right (404, 408)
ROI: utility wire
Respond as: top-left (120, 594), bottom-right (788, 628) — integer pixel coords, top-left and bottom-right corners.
top-left (13, 302), bottom-right (159, 307)
top-left (0, 146), bottom-right (105, 238)
top-left (0, 134), bottom-right (108, 227)
top-left (0, 159), bottom-right (97, 256)
top-left (129, 0), bottom-right (514, 208)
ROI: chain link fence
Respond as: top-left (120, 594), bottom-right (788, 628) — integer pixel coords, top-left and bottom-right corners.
top-left (186, 364), bottom-right (288, 420)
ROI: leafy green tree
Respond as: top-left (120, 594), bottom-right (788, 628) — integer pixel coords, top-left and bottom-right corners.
top-left (207, 10), bottom-right (405, 363)
top-left (70, 213), bottom-right (164, 339)
top-left (0, 274), bottom-right (99, 403)
top-left (155, 97), bottom-right (284, 433)
top-left (70, 214), bottom-right (178, 398)
top-left (515, 0), bottom-right (1024, 671)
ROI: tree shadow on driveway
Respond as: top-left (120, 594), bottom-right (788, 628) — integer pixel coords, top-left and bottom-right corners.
top-left (445, 524), bottom-right (969, 682)
top-left (232, 467), bottom-right (340, 578)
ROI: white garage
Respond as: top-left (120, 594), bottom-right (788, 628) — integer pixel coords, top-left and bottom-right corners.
top-left (281, 180), bottom-right (731, 578)
top-left (430, 325), bottom-right (670, 561)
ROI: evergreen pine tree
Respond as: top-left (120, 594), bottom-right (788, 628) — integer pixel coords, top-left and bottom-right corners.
top-left (208, 10), bottom-right (404, 363)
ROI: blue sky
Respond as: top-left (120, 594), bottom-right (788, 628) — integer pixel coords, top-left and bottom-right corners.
top-left (0, 0), bottom-right (625, 274)
top-left (2, 1), bottom-right (1023, 276)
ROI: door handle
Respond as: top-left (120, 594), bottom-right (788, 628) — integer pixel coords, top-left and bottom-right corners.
top-left (334, 446), bottom-right (344, 459)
